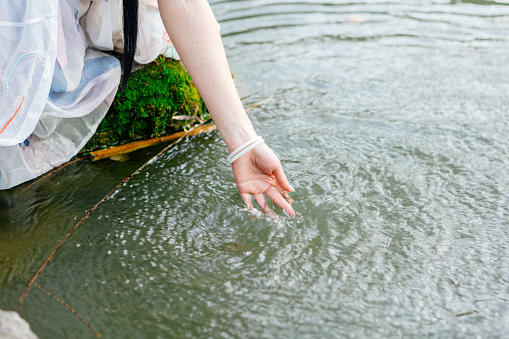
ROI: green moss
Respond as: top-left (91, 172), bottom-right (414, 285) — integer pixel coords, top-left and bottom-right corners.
top-left (82, 56), bottom-right (208, 151)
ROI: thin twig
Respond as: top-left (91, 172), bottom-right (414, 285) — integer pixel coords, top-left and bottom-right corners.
top-left (245, 97), bottom-right (273, 113)
top-left (0, 260), bottom-right (102, 338)
top-left (19, 157), bottom-right (89, 195)
top-left (18, 124), bottom-right (202, 311)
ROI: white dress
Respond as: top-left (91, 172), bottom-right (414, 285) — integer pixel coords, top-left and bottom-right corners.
top-left (0, 0), bottom-right (180, 189)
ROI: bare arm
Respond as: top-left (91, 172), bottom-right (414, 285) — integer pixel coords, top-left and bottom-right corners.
top-left (157, 0), bottom-right (295, 217)
top-left (157, 0), bottom-right (254, 152)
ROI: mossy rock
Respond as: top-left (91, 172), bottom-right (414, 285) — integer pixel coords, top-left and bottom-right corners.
top-left (82, 56), bottom-right (208, 152)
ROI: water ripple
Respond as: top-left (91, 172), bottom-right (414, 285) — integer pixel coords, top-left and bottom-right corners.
top-left (2, 0), bottom-right (509, 337)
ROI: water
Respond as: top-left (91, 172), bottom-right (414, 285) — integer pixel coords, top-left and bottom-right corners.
top-left (2, 0), bottom-right (509, 337)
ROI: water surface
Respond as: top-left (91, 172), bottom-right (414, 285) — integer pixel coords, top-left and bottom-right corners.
top-left (1, 0), bottom-right (509, 337)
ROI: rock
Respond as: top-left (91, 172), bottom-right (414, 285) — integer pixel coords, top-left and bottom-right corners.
top-left (0, 310), bottom-right (38, 339)
top-left (82, 56), bottom-right (209, 152)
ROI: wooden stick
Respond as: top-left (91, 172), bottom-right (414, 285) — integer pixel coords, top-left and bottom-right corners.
top-left (89, 124), bottom-right (217, 161)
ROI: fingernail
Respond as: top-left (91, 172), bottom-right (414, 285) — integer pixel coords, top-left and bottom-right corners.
top-left (283, 209), bottom-right (294, 218)
top-left (289, 185), bottom-right (295, 192)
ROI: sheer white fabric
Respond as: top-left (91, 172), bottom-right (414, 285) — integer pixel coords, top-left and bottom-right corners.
top-left (80, 0), bottom-right (180, 62)
top-left (0, 0), bottom-right (180, 189)
top-left (0, 1), bottom-right (59, 147)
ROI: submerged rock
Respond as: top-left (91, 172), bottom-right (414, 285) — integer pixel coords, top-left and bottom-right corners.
top-left (82, 56), bottom-right (209, 152)
top-left (0, 310), bottom-right (38, 339)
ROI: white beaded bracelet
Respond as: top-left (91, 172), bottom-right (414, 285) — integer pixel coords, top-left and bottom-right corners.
top-left (227, 136), bottom-right (264, 164)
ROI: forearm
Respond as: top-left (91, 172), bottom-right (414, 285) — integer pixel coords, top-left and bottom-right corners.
top-left (157, 0), bottom-right (257, 152)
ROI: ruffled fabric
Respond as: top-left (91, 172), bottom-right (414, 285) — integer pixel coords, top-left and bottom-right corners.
top-left (0, 0), bottom-right (180, 189)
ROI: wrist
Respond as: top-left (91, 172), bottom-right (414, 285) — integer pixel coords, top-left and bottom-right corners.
top-left (216, 119), bottom-right (258, 153)
top-left (225, 131), bottom-right (258, 153)
top-left (227, 136), bottom-right (264, 164)
top-left (207, 104), bottom-right (258, 152)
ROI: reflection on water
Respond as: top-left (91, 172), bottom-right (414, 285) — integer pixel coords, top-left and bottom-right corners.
top-left (1, 0), bottom-right (509, 337)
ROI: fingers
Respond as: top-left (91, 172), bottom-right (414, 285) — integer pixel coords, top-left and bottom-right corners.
top-left (253, 193), bottom-right (277, 217)
top-left (241, 188), bottom-right (294, 218)
top-left (265, 186), bottom-right (296, 218)
top-left (272, 179), bottom-right (294, 202)
top-left (253, 193), bottom-right (268, 211)
top-left (273, 166), bottom-right (294, 193)
top-left (241, 193), bottom-right (253, 210)
top-left (270, 176), bottom-right (295, 205)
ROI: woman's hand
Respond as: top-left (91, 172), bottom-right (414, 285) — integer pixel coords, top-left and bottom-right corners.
top-left (231, 143), bottom-right (295, 217)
